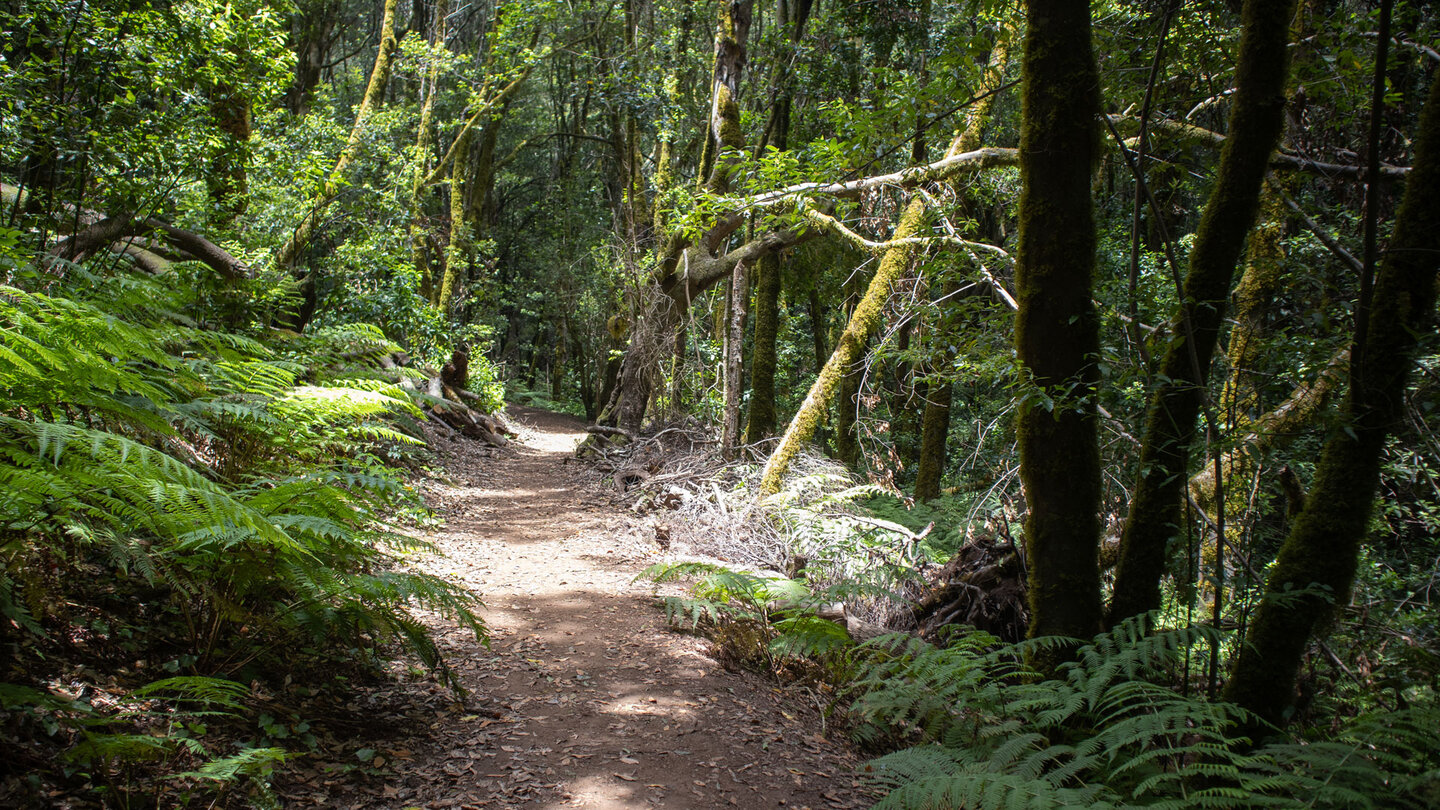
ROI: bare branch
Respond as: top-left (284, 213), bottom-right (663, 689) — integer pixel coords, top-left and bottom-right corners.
top-left (796, 202), bottom-right (1007, 259)
top-left (1113, 115), bottom-right (1411, 181)
top-left (720, 146), bottom-right (1020, 214)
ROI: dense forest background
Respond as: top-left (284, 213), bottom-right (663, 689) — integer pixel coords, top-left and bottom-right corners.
top-left (3, 0), bottom-right (1439, 806)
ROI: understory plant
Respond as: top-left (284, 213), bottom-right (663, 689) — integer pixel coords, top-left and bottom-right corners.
top-left (850, 619), bottom-right (1440, 809)
top-left (1, 677), bottom-right (290, 808)
top-left (1, 261), bottom-right (485, 802)
top-left (645, 547), bottom-right (1438, 809)
top-left (638, 561), bottom-right (856, 673)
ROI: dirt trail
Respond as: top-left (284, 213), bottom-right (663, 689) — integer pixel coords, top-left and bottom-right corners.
top-left (292, 406), bottom-right (870, 809)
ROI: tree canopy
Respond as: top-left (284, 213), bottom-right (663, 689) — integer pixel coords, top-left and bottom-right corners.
top-left (4, 0), bottom-right (1439, 806)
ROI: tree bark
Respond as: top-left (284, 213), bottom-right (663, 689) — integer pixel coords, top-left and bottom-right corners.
top-left (51, 214), bottom-right (251, 281)
top-left (759, 193), bottom-right (927, 493)
top-left (721, 260), bottom-right (749, 460)
top-left (438, 125), bottom-right (474, 314)
top-left (743, 0), bottom-right (813, 445)
top-left (1224, 68), bottom-right (1440, 734)
top-left (912, 372), bottom-right (952, 502)
top-left (699, 1), bottom-right (752, 194)
top-left (1108, 0), bottom-right (1298, 625)
top-left (410, 0), bottom-right (450, 304)
top-left (758, 15), bottom-right (1014, 495)
top-left (744, 251), bottom-right (782, 443)
top-left (272, 0), bottom-right (399, 274)
top-left (285, 0), bottom-right (337, 115)
top-left (912, 27), bottom-right (1014, 500)
top-left (1013, 0), bottom-right (1104, 643)
top-left (1189, 347), bottom-right (1348, 516)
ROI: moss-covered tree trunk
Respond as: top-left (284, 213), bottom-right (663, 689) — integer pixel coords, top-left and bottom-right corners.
top-left (758, 195), bottom-right (929, 494)
top-left (1013, 0), bottom-right (1104, 642)
top-left (437, 127), bottom-right (474, 314)
top-left (409, 0), bottom-right (449, 304)
top-left (744, 0), bottom-right (813, 445)
top-left (272, 0), bottom-right (397, 275)
top-left (721, 260), bottom-right (749, 459)
top-left (745, 252), bottom-right (782, 443)
top-left (700, 0), bottom-right (752, 194)
top-left (604, 0), bottom-right (751, 434)
top-left (832, 273), bottom-right (863, 465)
top-left (1108, 0), bottom-right (1298, 625)
top-left (912, 370), bottom-right (952, 501)
top-left (285, 0), bottom-right (338, 115)
top-left (912, 28), bottom-right (1013, 501)
top-left (1224, 70), bottom-right (1440, 733)
top-left (756, 15), bottom-right (1016, 495)
top-left (1186, 190), bottom-right (1349, 518)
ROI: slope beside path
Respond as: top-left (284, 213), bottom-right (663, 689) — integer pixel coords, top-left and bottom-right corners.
top-left (281, 405), bottom-right (871, 809)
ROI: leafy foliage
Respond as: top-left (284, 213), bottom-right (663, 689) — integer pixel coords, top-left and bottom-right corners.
top-left (638, 560), bottom-right (857, 673)
top-left (0, 266), bottom-right (483, 801)
top-left (850, 619), bottom-right (1440, 809)
top-left (2, 677), bottom-right (290, 806)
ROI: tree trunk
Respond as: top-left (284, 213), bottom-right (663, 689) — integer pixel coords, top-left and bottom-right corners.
top-left (600, 0), bottom-right (754, 434)
top-left (1013, 0), bottom-right (1104, 643)
top-left (1189, 347), bottom-right (1348, 516)
top-left (743, 0), bottom-right (812, 446)
top-left (833, 273), bottom-right (863, 466)
top-left (744, 251), bottom-right (781, 443)
top-left (913, 372), bottom-right (953, 502)
top-left (285, 0), bottom-right (337, 115)
top-left (699, 1), bottom-right (752, 194)
top-left (911, 27), bottom-right (1013, 500)
top-left (1224, 68), bottom-right (1440, 734)
top-left (438, 126), bottom-right (474, 314)
top-left (1108, 0), bottom-right (1298, 625)
top-left (272, 0), bottom-right (399, 274)
top-left (410, 0), bottom-right (450, 304)
top-left (759, 193), bottom-right (927, 495)
top-left (758, 16), bottom-right (1012, 496)
top-left (722, 260), bottom-right (749, 459)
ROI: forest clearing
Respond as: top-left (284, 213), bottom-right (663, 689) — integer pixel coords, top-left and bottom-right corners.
top-left (3, 0), bottom-right (1439, 807)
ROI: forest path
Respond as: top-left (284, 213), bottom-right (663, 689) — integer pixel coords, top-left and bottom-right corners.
top-left (291, 406), bottom-right (870, 809)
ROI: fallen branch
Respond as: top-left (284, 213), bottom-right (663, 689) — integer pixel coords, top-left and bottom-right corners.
top-left (1113, 115), bottom-right (1411, 181)
top-left (587, 424), bottom-right (635, 439)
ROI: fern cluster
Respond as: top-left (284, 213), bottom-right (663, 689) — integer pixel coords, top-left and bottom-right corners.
top-left (2, 676), bottom-right (291, 806)
top-left (1, 268), bottom-right (483, 799)
top-left (639, 561), bottom-right (857, 673)
top-left (850, 620), bottom-right (1440, 809)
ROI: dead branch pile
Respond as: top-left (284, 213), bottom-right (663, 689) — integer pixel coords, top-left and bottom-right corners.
top-left (575, 425), bottom-right (1031, 644)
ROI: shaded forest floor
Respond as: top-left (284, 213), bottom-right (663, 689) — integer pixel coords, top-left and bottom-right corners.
top-left (277, 406), bottom-right (871, 809)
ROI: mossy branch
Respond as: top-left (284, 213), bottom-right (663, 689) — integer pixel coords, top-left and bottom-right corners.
top-left (1111, 115), bottom-right (1411, 181)
top-left (272, 0), bottom-right (399, 273)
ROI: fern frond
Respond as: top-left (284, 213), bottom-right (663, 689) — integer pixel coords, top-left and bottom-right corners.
top-left (127, 676), bottom-right (250, 711)
top-left (173, 746), bottom-right (292, 784)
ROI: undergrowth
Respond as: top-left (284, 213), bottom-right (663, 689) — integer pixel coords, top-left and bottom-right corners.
top-left (0, 263), bottom-right (485, 806)
top-left (851, 620), bottom-right (1440, 809)
top-left (644, 558), bottom-right (1440, 809)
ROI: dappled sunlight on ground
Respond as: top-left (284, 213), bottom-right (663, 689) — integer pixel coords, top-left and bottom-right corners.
top-left (280, 405), bottom-right (868, 808)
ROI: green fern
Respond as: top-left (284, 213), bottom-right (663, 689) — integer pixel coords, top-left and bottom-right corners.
top-left (3, 272), bottom-right (484, 687)
top-left (850, 618), bottom-right (1440, 809)
top-left (174, 746), bottom-right (292, 784)
top-left (638, 561), bottom-right (862, 675)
